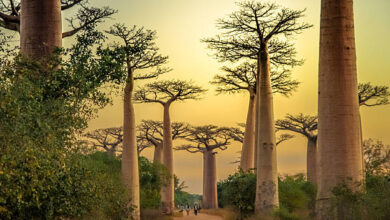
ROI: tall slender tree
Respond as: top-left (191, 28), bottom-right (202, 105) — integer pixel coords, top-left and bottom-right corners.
top-left (211, 61), bottom-right (299, 171)
top-left (105, 24), bottom-right (169, 220)
top-left (175, 125), bottom-right (234, 209)
top-left (0, 0), bottom-right (115, 59)
top-left (275, 114), bottom-right (318, 183)
top-left (134, 79), bottom-right (206, 215)
top-left (203, 1), bottom-right (311, 213)
top-left (137, 120), bottom-right (190, 163)
top-left (317, 0), bottom-right (370, 217)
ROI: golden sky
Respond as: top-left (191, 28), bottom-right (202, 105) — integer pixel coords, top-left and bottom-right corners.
top-left (64, 0), bottom-right (390, 194)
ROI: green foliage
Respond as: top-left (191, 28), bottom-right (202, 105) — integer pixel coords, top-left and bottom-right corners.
top-left (332, 175), bottom-right (390, 220)
top-left (174, 175), bottom-right (202, 206)
top-left (217, 171), bottom-right (315, 219)
top-left (139, 157), bottom-right (170, 209)
top-left (217, 170), bottom-right (256, 217)
top-left (275, 174), bottom-right (316, 220)
top-left (0, 28), bottom-right (127, 219)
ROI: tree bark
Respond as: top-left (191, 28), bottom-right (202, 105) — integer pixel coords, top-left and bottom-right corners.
top-left (240, 93), bottom-right (256, 171)
top-left (20, 0), bottom-right (62, 60)
top-left (316, 0), bottom-right (363, 218)
top-left (121, 70), bottom-right (140, 220)
top-left (161, 103), bottom-right (174, 215)
top-left (307, 138), bottom-right (317, 184)
top-left (107, 147), bottom-right (116, 158)
top-left (153, 142), bottom-right (163, 164)
top-left (255, 45), bottom-right (279, 214)
top-left (203, 149), bottom-right (218, 209)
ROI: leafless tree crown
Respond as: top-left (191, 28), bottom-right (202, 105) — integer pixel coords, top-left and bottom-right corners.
top-left (137, 120), bottom-right (191, 147)
top-left (134, 80), bottom-right (207, 105)
top-left (275, 114), bottom-right (318, 140)
top-left (0, 0), bottom-right (116, 37)
top-left (211, 61), bottom-right (299, 96)
top-left (202, 1), bottom-right (312, 65)
top-left (358, 82), bottom-right (390, 107)
top-left (175, 125), bottom-right (234, 153)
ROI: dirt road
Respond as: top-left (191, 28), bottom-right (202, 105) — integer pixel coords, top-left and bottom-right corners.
top-left (174, 212), bottom-right (223, 220)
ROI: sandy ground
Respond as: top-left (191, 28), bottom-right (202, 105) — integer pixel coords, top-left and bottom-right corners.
top-left (174, 211), bottom-right (223, 220)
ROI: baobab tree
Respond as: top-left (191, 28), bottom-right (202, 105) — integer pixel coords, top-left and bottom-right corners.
top-left (211, 61), bottom-right (299, 171)
top-left (0, 0), bottom-right (115, 59)
top-left (105, 24), bottom-right (169, 220)
top-left (276, 83), bottom-right (389, 184)
top-left (134, 80), bottom-right (206, 215)
top-left (318, 0), bottom-right (380, 214)
top-left (203, 1), bottom-right (311, 213)
top-left (175, 125), bottom-right (234, 209)
top-left (275, 114), bottom-right (318, 184)
top-left (137, 120), bottom-right (190, 163)
top-left (84, 127), bottom-right (151, 158)
top-left (84, 127), bottom-right (124, 157)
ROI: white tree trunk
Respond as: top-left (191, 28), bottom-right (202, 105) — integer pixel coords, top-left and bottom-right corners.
top-left (121, 71), bottom-right (140, 220)
top-left (161, 104), bottom-right (174, 215)
top-left (21, 0), bottom-right (62, 59)
top-left (316, 0), bottom-right (363, 218)
top-left (255, 45), bottom-right (279, 214)
top-left (241, 94), bottom-right (256, 171)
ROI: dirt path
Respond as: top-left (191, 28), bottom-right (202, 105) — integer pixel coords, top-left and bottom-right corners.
top-left (174, 212), bottom-right (223, 220)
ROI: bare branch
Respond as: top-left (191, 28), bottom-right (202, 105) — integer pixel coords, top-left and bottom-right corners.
top-left (134, 80), bottom-right (207, 104)
top-left (358, 82), bottom-right (390, 107)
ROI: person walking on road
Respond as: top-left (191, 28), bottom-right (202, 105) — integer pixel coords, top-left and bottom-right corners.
top-left (185, 204), bottom-right (190, 216)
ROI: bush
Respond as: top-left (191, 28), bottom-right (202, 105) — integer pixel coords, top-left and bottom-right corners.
top-left (217, 169), bottom-right (256, 217)
top-left (217, 171), bottom-right (315, 220)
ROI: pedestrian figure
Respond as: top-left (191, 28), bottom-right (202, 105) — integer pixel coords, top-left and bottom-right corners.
top-left (185, 204), bottom-right (190, 216)
top-left (194, 204), bottom-right (198, 216)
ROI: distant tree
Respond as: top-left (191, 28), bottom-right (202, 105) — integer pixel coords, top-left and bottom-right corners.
top-left (84, 127), bottom-right (123, 157)
top-left (358, 83), bottom-right (390, 107)
top-left (363, 139), bottom-right (390, 176)
top-left (0, 0), bottom-right (115, 59)
top-left (275, 114), bottom-right (318, 184)
top-left (104, 24), bottom-right (169, 219)
top-left (175, 125), bottom-right (234, 209)
top-left (203, 1), bottom-right (311, 213)
top-left (134, 79), bottom-right (205, 214)
top-left (211, 62), bottom-right (299, 171)
top-left (137, 120), bottom-right (190, 163)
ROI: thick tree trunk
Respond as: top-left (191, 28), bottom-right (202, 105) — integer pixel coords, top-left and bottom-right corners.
top-left (161, 103), bottom-right (174, 215)
top-left (307, 138), bottom-right (317, 184)
top-left (240, 93), bottom-right (256, 171)
top-left (121, 71), bottom-right (140, 220)
top-left (20, 0), bottom-right (62, 59)
top-left (203, 150), bottom-right (218, 209)
top-left (153, 142), bottom-right (163, 164)
top-left (255, 45), bottom-right (279, 214)
top-left (316, 0), bottom-right (363, 218)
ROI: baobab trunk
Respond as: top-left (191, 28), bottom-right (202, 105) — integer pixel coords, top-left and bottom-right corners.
top-left (307, 138), bottom-right (317, 184)
top-left (240, 93), bottom-right (256, 171)
top-left (122, 71), bottom-right (140, 220)
top-left (255, 45), bottom-right (279, 214)
top-left (107, 147), bottom-right (116, 158)
top-left (153, 142), bottom-right (163, 164)
top-left (316, 0), bottom-right (363, 219)
top-left (203, 150), bottom-right (218, 209)
top-left (20, 0), bottom-right (62, 59)
top-left (161, 103), bottom-right (174, 215)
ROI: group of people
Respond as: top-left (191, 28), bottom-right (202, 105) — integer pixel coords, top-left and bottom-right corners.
top-left (179, 204), bottom-right (201, 216)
